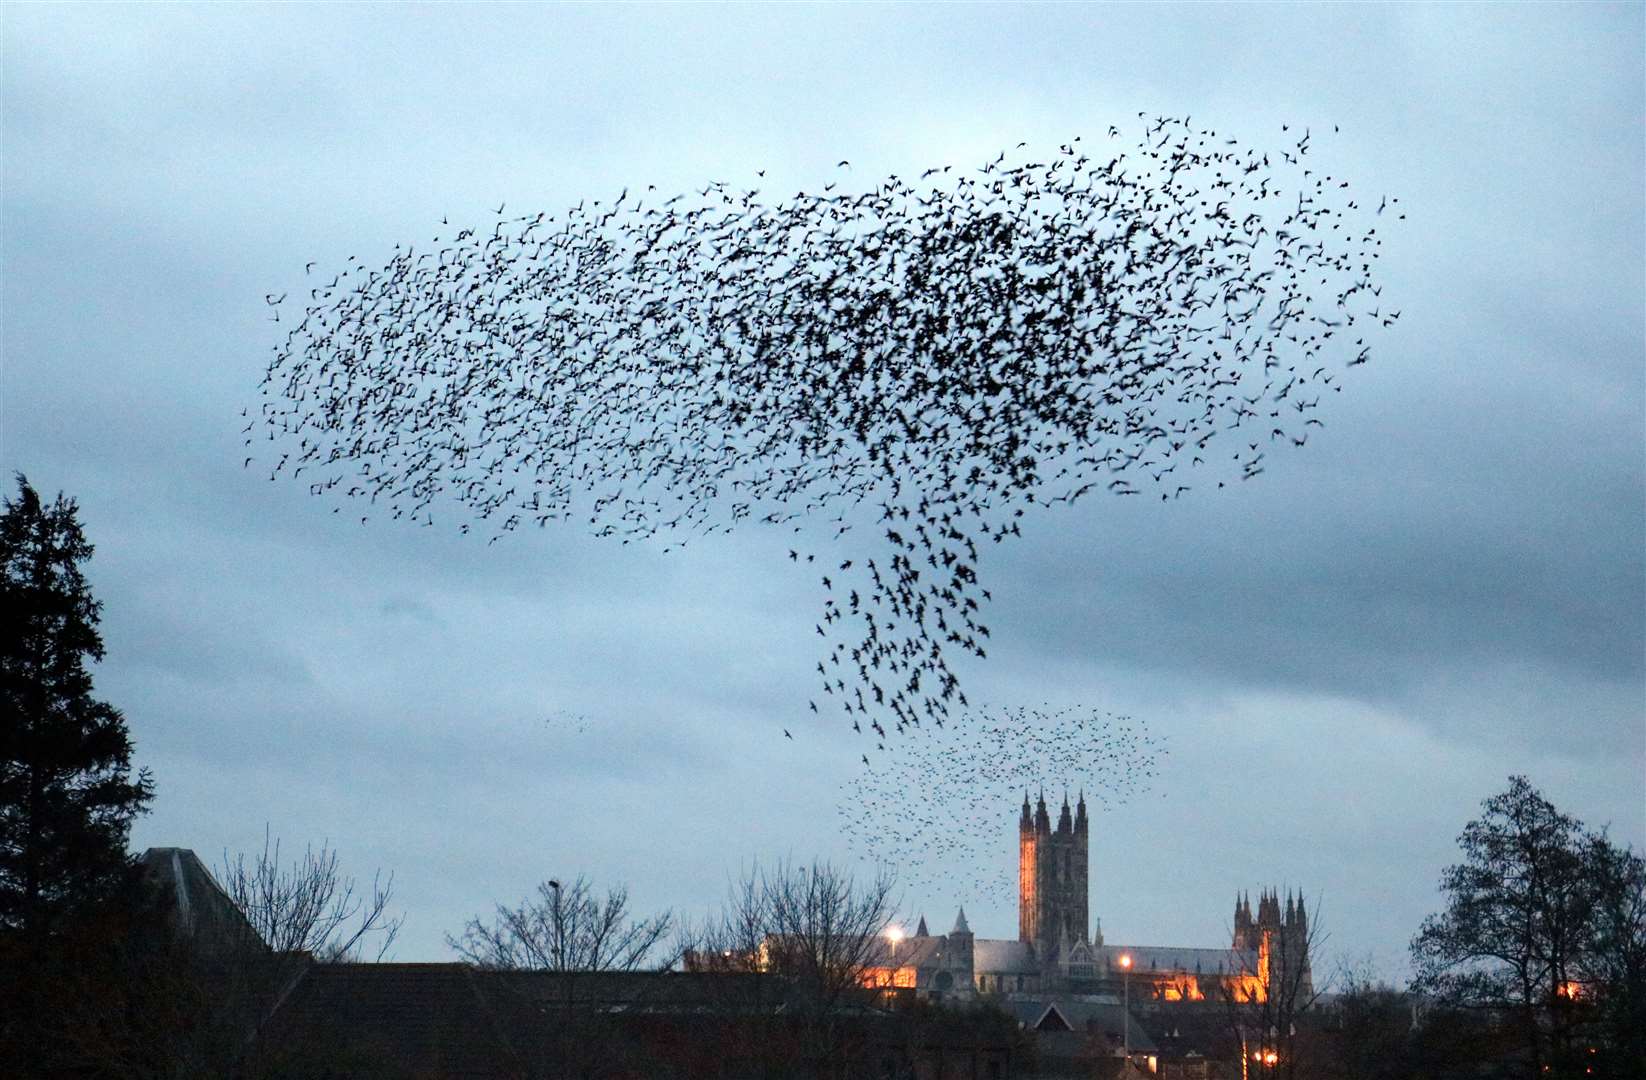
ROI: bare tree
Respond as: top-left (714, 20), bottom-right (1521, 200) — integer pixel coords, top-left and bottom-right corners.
top-left (447, 876), bottom-right (673, 1080)
top-left (448, 874), bottom-right (672, 973)
top-left (675, 859), bottom-right (900, 1079)
top-left (762, 859), bottom-right (897, 1008)
top-left (1218, 896), bottom-right (1327, 1080)
top-left (760, 859), bottom-right (899, 1079)
top-left (219, 826), bottom-right (402, 962)
top-left (676, 864), bottom-right (789, 1078)
top-left (687, 860), bottom-right (775, 980)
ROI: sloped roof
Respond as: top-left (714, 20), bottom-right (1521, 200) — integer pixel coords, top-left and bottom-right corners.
top-left (877, 934), bottom-right (946, 970)
top-left (1097, 943), bottom-right (1255, 976)
top-left (1001, 998), bottom-right (1157, 1052)
top-left (137, 847), bottom-right (265, 953)
top-left (486, 968), bottom-right (791, 1013)
top-left (974, 938), bottom-right (1039, 974)
top-left (1050, 999), bottom-right (1157, 1050)
top-left (257, 963), bottom-right (519, 1078)
top-left (765, 931), bottom-right (948, 971)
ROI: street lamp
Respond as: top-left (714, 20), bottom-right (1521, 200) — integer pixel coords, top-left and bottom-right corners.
top-left (878, 925), bottom-right (906, 992)
top-left (1119, 952), bottom-right (1133, 1060)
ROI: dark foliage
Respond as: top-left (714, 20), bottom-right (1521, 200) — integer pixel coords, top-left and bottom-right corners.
top-left (0, 475), bottom-right (152, 942)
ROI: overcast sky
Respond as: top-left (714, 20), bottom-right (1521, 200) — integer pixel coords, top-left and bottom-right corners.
top-left (4, 4), bottom-right (1642, 981)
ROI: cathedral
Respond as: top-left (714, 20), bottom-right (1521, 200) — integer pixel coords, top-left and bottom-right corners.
top-left (869, 792), bottom-right (1313, 1004)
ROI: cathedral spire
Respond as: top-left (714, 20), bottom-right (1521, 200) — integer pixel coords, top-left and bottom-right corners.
top-left (916, 914), bottom-right (929, 937)
top-left (952, 907), bottom-right (971, 935)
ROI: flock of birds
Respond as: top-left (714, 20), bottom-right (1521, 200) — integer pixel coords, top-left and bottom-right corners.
top-left (256, 114), bottom-right (1398, 745)
top-left (838, 706), bottom-right (1164, 900)
top-left (542, 708), bottom-right (594, 736)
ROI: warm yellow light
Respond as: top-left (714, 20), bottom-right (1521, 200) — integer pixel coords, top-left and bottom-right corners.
top-left (1264, 1052), bottom-right (1278, 1066)
top-left (1119, 953), bottom-right (1132, 969)
top-left (886, 926), bottom-right (905, 944)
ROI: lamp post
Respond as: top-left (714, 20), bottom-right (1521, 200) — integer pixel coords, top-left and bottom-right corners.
top-left (883, 925), bottom-right (905, 993)
top-left (548, 879), bottom-right (563, 971)
top-left (547, 879), bottom-right (571, 1030)
top-left (1119, 952), bottom-right (1133, 1061)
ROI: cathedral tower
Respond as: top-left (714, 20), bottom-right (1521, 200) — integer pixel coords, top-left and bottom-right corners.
top-left (1017, 791), bottom-right (1089, 962)
top-left (1232, 887), bottom-right (1314, 999)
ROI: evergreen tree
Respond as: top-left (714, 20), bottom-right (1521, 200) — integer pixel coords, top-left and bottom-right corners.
top-left (0, 475), bottom-right (153, 942)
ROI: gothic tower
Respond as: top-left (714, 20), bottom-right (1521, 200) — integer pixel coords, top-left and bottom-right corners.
top-left (947, 907), bottom-right (974, 978)
top-left (1232, 891), bottom-right (1255, 950)
top-left (1279, 889), bottom-right (1314, 998)
top-left (1231, 887), bottom-right (1314, 998)
top-left (1017, 791), bottom-right (1089, 962)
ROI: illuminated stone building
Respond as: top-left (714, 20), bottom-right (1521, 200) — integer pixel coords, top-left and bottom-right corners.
top-left (1018, 790), bottom-right (1089, 965)
top-left (869, 794), bottom-right (1313, 1005)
